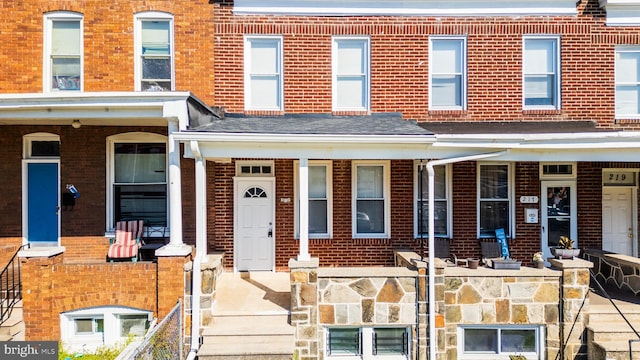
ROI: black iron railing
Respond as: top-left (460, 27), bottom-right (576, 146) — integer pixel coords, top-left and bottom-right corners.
top-left (0, 246), bottom-right (25, 325)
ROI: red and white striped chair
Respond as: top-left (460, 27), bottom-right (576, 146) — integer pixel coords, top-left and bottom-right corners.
top-left (107, 220), bottom-right (144, 262)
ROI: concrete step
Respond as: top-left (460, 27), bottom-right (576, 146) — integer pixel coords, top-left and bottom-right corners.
top-left (198, 313), bottom-right (294, 360)
top-left (591, 340), bottom-right (640, 360)
top-left (588, 321), bottom-right (640, 342)
top-left (0, 301), bottom-right (24, 341)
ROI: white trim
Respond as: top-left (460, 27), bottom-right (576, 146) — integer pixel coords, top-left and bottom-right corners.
top-left (332, 36), bottom-right (371, 112)
top-left (294, 160), bottom-right (333, 239)
top-left (105, 132), bottom-right (169, 233)
top-left (233, 0), bottom-right (577, 17)
top-left (415, 161), bottom-right (451, 238)
top-left (134, 11), bottom-right (175, 92)
top-left (477, 162), bottom-right (514, 239)
top-left (244, 35), bottom-right (284, 111)
top-left (43, 11), bottom-right (84, 92)
top-left (352, 160), bottom-right (391, 239)
top-left (539, 162), bottom-right (577, 179)
top-left (615, 46), bottom-right (640, 119)
top-left (522, 35), bottom-right (561, 110)
top-left (599, 1), bottom-right (640, 26)
top-left (235, 160), bottom-right (275, 177)
top-left (540, 180), bottom-right (578, 264)
top-left (429, 36), bottom-right (467, 111)
top-left (23, 132), bottom-right (60, 159)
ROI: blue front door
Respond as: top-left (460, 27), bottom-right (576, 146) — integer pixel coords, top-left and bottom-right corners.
top-left (27, 163), bottom-right (59, 244)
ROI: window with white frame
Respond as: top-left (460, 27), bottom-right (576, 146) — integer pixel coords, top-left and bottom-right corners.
top-left (135, 12), bottom-right (174, 91)
top-left (61, 307), bottom-right (152, 353)
top-left (44, 12), bottom-right (83, 91)
top-left (478, 163), bottom-right (512, 238)
top-left (325, 327), bottom-right (410, 359)
top-left (429, 36), bottom-right (467, 110)
top-left (615, 46), bottom-right (640, 118)
top-left (244, 36), bottom-right (283, 110)
top-left (107, 133), bottom-right (168, 231)
top-left (332, 37), bottom-right (370, 111)
top-left (294, 161), bottom-right (332, 238)
top-left (353, 161), bottom-right (390, 238)
top-left (523, 36), bottom-right (560, 109)
top-left (459, 325), bottom-right (544, 360)
top-left (416, 163), bottom-right (450, 238)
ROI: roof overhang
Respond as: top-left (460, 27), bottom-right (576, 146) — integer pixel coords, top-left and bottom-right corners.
top-left (598, 0), bottom-right (640, 26)
top-left (0, 92), bottom-right (217, 128)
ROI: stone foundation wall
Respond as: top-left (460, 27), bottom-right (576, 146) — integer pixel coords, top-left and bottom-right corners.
top-left (584, 249), bottom-right (640, 294)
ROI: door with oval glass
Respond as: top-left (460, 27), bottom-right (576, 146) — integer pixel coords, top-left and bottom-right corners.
top-left (541, 181), bottom-right (577, 263)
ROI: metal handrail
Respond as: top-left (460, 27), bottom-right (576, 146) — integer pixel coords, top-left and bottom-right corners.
top-left (0, 245), bottom-right (26, 325)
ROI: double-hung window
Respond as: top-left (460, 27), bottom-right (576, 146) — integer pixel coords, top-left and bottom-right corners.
top-left (332, 37), bottom-right (370, 111)
top-left (44, 12), bottom-right (83, 91)
top-left (459, 325), bottom-right (544, 359)
top-left (107, 133), bottom-right (168, 231)
top-left (416, 163), bottom-right (451, 238)
top-left (135, 12), bottom-right (174, 91)
top-left (615, 46), bottom-right (640, 118)
top-left (244, 36), bottom-right (284, 111)
top-left (429, 36), bottom-right (467, 110)
top-left (523, 36), bottom-right (560, 109)
top-left (478, 163), bottom-right (512, 238)
top-left (295, 161), bottom-right (332, 238)
top-left (353, 161), bottom-right (390, 238)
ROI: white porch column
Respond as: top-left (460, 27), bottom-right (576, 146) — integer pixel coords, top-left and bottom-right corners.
top-left (193, 141), bottom-right (208, 258)
top-left (298, 158), bottom-right (310, 261)
top-left (168, 119), bottom-right (184, 247)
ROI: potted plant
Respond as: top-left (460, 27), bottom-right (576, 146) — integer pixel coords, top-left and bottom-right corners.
top-left (551, 236), bottom-right (580, 259)
top-left (532, 252), bottom-right (545, 268)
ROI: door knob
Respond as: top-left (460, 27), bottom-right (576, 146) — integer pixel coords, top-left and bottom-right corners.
top-left (268, 228), bottom-right (273, 238)
top-left (629, 228), bottom-right (633, 239)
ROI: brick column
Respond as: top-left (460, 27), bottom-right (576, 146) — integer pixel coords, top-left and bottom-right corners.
top-left (19, 248), bottom-right (64, 341)
top-left (549, 258), bottom-right (593, 360)
top-left (289, 257), bottom-right (319, 360)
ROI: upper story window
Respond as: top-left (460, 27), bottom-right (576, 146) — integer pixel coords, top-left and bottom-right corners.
top-left (353, 161), bottom-right (390, 238)
top-left (332, 37), bottom-right (370, 112)
top-left (478, 163), bottom-right (512, 238)
top-left (415, 163), bottom-right (451, 238)
top-left (44, 12), bottom-right (83, 92)
top-left (523, 36), bottom-right (560, 110)
top-left (295, 161), bottom-right (333, 238)
top-left (135, 12), bottom-right (174, 91)
top-left (107, 133), bottom-right (168, 232)
top-left (244, 36), bottom-right (284, 111)
top-left (429, 36), bottom-right (467, 110)
top-left (615, 46), bottom-right (640, 118)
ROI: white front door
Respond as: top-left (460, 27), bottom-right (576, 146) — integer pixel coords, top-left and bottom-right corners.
top-left (234, 178), bottom-right (275, 271)
top-left (602, 187), bottom-right (635, 256)
top-left (541, 181), bottom-right (577, 263)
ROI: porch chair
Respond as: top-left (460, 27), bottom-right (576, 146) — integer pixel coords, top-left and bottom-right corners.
top-left (107, 220), bottom-right (145, 262)
top-left (435, 238), bottom-right (467, 267)
top-left (479, 228), bottom-right (510, 267)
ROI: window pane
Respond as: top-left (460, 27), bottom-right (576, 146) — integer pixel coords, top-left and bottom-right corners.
top-left (617, 52), bottom-right (640, 82)
top-left (75, 319), bottom-right (93, 334)
top-left (309, 166), bottom-right (327, 198)
top-left (432, 40), bottom-right (462, 73)
top-left (337, 77), bottom-right (365, 108)
top-left (52, 58), bottom-right (81, 90)
top-left (31, 141), bottom-right (60, 157)
top-left (120, 315), bottom-right (148, 337)
top-left (524, 75), bottom-right (554, 106)
top-left (309, 200), bottom-right (328, 234)
top-left (115, 143), bottom-right (166, 183)
top-left (337, 41), bottom-right (365, 74)
top-left (357, 166), bottom-right (383, 198)
top-left (250, 76), bottom-right (280, 108)
top-left (479, 201), bottom-right (509, 237)
top-left (616, 85), bottom-right (640, 114)
top-left (357, 200), bottom-right (384, 233)
top-left (419, 165), bottom-right (446, 200)
top-left (419, 200), bottom-right (447, 236)
top-left (251, 41), bottom-right (279, 74)
top-left (374, 328), bottom-right (406, 355)
top-left (432, 76), bottom-right (461, 107)
top-left (464, 329), bottom-right (497, 352)
top-left (524, 39), bottom-right (554, 74)
top-left (95, 318), bottom-right (104, 333)
top-left (52, 21), bottom-right (80, 55)
top-left (142, 80), bottom-right (171, 92)
top-left (115, 184), bottom-right (167, 226)
top-left (480, 165), bottom-right (508, 199)
top-left (142, 57), bottom-right (171, 80)
top-left (328, 328), bottom-right (360, 355)
top-left (142, 21), bottom-right (170, 55)
top-left (501, 330), bottom-right (536, 353)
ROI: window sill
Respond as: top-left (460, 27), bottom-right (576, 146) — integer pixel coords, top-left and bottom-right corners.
top-left (521, 109), bottom-right (562, 115)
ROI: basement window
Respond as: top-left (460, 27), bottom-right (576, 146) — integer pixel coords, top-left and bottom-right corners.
top-left (326, 327), bottom-right (410, 359)
top-left (458, 325), bottom-right (544, 360)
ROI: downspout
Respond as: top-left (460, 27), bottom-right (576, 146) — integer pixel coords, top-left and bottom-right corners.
top-left (185, 140), bottom-right (207, 360)
top-left (426, 150), bottom-right (507, 360)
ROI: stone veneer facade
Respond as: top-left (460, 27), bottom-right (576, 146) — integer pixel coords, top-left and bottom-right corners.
top-left (290, 255), bottom-right (593, 360)
top-left (584, 249), bottom-right (640, 295)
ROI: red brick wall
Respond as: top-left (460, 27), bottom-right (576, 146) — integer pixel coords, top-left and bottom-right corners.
top-left (0, 0), bottom-right (215, 104)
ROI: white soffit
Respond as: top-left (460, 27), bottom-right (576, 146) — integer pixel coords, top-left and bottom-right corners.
top-left (599, 0), bottom-right (640, 26)
top-left (233, 0), bottom-right (577, 17)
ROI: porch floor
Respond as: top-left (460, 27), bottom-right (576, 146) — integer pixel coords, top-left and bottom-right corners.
top-left (214, 271), bottom-right (291, 315)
